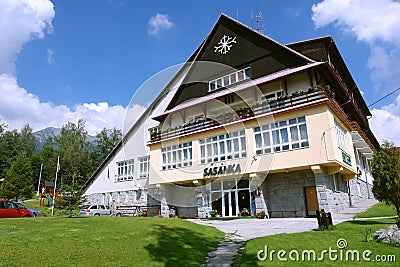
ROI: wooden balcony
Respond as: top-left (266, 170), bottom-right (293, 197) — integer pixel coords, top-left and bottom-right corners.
top-left (149, 89), bottom-right (331, 143)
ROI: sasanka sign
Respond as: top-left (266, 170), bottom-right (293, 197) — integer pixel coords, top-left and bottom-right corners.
top-left (203, 164), bottom-right (241, 177)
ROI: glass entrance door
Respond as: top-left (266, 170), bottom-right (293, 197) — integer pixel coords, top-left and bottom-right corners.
top-left (223, 190), bottom-right (238, 217)
top-left (210, 178), bottom-right (250, 217)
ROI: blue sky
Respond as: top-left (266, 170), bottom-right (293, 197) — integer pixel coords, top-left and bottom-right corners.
top-left (1, 0), bottom-right (400, 144)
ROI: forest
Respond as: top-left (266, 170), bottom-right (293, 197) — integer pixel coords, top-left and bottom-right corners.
top-left (0, 119), bottom-right (121, 201)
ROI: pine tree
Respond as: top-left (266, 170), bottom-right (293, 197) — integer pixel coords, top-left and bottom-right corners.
top-left (2, 153), bottom-right (34, 200)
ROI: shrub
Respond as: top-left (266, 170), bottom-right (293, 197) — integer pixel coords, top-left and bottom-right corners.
top-left (209, 210), bottom-right (217, 217)
top-left (257, 211), bottom-right (266, 219)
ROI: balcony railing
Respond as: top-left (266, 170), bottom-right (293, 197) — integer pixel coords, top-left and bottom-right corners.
top-left (149, 88), bottom-right (331, 143)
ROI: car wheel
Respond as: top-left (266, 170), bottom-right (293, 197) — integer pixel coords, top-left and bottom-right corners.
top-left (116, 213), bottom-right (121, 217)
top-left (94, 213), bottom-right (100, 216)
top-left (23, 215), bottom-right (32, 218)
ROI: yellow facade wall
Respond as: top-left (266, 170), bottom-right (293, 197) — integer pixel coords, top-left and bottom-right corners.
top-left (149, 103), bottom-right (357, 185)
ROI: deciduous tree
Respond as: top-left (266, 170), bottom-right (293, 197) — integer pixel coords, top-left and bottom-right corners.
top-left (371, 140), bottom-right (400, 216)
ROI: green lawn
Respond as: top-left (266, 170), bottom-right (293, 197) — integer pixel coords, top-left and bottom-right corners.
top-left (0, 217), bottom-right (224, 267)
top-left (238, 219), bottom-right (400, 266)
top-left (355, 202), bottom-right (397, 218)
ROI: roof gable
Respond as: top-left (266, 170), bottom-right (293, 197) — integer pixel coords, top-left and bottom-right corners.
top-left (166, 14), bottom-right (313, 110)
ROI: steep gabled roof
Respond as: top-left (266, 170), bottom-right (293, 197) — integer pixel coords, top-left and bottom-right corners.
top-left (287, 36), bottom-right (371, 117)
top-left (165, 13), bottom-right (315, 110)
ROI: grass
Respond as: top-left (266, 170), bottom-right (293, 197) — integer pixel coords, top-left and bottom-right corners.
top-left (238, 218), bottom-right (400, 266)
top-left (0, 216), bottom-right (224, 267)
top-left (355, 202), bottom-right (397, 218)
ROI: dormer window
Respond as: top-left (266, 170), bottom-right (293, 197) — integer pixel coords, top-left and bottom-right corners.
top-left (209, 67), bottom-right (251, 92)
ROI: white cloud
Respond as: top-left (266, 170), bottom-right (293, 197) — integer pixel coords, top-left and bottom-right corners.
top-left (312, 0), bottom-right (400, 145)
top-left (0, 0), bottom-right (55, 74)
top-left (284, 7), bottom-right (302, 18)
top-left (370, 93), bottom-right (400, 145)
top-left (367, 46), bottom-right (400, 91)
top-left (47, 48), bottom-right (54, 64)
top-left (0, 0), bottom-right (145, 136)
top-left (312, 0), bottom-right (400, 45)
top-left (311, 0), bottom-right (400, 88)
top-left (148, 13), bottom-right (173, 36)
top-left (0, 74), bottom-right (145, 135)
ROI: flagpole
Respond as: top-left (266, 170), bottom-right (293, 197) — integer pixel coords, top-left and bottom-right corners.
top-left (51, 157), bottom-right (60, 216)
top-left (36, 164), bottom-right (43, 196)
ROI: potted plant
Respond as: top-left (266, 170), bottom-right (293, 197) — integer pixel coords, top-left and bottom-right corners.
top-left (308, 85), bottom-right (320, 93)
top-left (209, 210), bottom-right (217, 217)
top-left (150, 131), bottom-right (161, 141)
top-left (235, 105), bottom-right (253, 118)
top-left (240, 208), bottom-right (250, 216)
top-left (257, 211), bottom-right (266, 219)
top-left (292, 90), bottom-right (304, 97)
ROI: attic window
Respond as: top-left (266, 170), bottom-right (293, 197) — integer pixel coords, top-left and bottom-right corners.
top-left (209, 67), bottom-right (251, 92)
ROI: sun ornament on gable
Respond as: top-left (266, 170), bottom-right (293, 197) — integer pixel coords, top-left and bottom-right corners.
top-left (214, 35), bottom-right (237, 54)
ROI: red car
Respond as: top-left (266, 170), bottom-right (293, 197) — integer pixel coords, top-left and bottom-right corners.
top-left (0, 200), bottom-right (34, 218)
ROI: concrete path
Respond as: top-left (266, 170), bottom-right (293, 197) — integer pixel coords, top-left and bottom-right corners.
top-left (191, 198), bottom-right (379, 266)
top-left (191, 198), bottom-right (378, 242)
top-left (332, 198), bottom-right (379, 224)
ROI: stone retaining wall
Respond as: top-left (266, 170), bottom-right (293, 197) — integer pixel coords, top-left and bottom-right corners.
top-left (260, 170), bottom-right (315, 218)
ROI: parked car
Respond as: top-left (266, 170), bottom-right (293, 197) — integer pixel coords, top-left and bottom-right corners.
top-left (0, 200), bottom-right (34, 218)
top-left (79, 204), bottom-right (111, 216)
top-left (13, 202), bottom-right (41, 217)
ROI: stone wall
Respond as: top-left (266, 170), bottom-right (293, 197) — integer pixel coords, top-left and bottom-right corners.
top-left (314, 172), bottom-right (350, 214)
top-left (260, 170), bottom-right (316, 218)
top-left (348, 178), bottom-right (373, 205)
top-left (86, 189), bottom-right (148, 207)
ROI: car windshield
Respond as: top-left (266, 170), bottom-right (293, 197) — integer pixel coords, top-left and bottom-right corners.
top-left (13, 202), bottom-right (26, 209)
top-left (81, 205), bottom-right (90, 210)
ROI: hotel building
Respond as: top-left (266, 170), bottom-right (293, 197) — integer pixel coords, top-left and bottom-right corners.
top-left (82, 14), bottom-right (378, 218)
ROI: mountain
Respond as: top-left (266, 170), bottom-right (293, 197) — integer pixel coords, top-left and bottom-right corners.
top-left (34, 127), bottom-right (61, 143)
top-left (33, 127), bottom-right (96, 151)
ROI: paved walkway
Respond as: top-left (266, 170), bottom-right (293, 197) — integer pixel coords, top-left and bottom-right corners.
top-left (192, 198), bottom-right (378, 242)
top-left (191, 198), bottom-right (379, 266)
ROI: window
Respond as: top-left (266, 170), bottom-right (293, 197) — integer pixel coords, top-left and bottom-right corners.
top-left (116, 159), bottom-right (134, 182)
top-left (200, 130), bottom-right (246, 164)
top-left (209, 67), bottom-right (251, 92)
top-left (333, 173), bottom-right (347, 192)
top-left (254, 116), bottom-right (309, 155)
top-left (139, 156), bottom-right (150, 178)
top-left (224, 95), bottom-right (235, 104)
top-left (162, 142), bottom-right (192, 170)
top-left (335, 122), bottom-right (348, 152)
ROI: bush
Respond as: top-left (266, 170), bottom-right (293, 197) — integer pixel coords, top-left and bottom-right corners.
top-left (257, 211), bottom-right (266, 219)
top-left (209, 210), bottom-right (217, 217)
top-left (240, 208), bottom-right (250, 216)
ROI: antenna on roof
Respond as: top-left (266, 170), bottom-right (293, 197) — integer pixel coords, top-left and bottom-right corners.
top-left (251, 11), bottom-right (264, 34)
